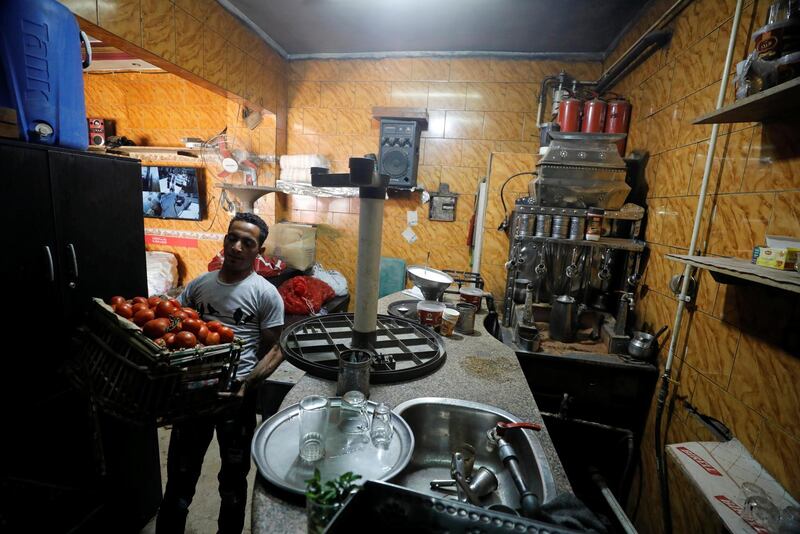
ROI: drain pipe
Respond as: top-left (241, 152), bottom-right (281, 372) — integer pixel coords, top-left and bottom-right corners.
top-left (654, 1), bottom-right (744, 533)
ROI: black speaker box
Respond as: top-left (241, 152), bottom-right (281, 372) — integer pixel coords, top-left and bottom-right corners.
top-left (378, 119), bottom-right (422, 188)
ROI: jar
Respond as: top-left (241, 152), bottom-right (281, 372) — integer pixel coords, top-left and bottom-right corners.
top-left (585, 207), bottom-right (604, 241)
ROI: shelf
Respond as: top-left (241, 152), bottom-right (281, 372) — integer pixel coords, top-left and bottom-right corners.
top-left (666, 254), bottom-right (800, 294)
top-left (692, 77), bottom-right (800, 124)
top-left (515, 235), bottom-right (646, 252)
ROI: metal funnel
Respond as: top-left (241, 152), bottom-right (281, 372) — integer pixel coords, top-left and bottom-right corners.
top-left (406, 265), bottom-right (453, 301)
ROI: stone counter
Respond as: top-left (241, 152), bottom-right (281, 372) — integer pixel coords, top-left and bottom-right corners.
top-left (251, 292), bottom-right (571, 533)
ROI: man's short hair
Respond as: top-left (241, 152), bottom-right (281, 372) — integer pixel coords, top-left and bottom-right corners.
top-left (230, 212), bottom-right (269, 246)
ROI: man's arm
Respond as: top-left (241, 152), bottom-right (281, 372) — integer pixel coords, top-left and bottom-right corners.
top-left (238, 326), bottom-right (284, 396)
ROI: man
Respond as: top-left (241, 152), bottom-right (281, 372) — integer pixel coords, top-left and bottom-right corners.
top-left (156, 212), bottom-right (285, 534)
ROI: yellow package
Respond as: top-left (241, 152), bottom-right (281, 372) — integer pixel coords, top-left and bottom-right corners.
top-left (752, 246), bottom-right (799, 270)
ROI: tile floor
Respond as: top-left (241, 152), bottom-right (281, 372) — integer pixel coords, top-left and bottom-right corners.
top-left (140, 426), bottom-right (258, 534)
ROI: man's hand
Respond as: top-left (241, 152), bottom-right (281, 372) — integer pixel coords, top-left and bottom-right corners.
top-left (237, 344), bottom-right (284, 397)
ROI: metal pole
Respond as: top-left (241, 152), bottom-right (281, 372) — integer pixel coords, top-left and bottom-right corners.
top-left (471, 178), bottom-right (490, 274)
top-left (352, 194), bottom-right (384, 349)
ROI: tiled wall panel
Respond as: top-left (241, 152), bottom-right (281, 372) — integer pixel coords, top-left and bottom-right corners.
top-left (608, 0), bottom-right (800, 530)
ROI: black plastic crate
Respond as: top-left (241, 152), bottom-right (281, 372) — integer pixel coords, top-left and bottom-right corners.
top-left (66, 299), bottom-right (241, 425)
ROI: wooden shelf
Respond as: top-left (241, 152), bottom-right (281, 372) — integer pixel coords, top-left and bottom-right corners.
top-left (666, 254), bottom-right (800, 294)
top-left (692, 77), bottom-right (800, 124)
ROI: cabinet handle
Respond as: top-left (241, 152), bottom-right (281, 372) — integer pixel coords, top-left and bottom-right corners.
top-left (67, 243), bottom-right (79, 280)
top-left (43, 245), bottom-right (54, 282)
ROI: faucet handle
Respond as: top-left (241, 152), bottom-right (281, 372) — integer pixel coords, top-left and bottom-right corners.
top-left (495, 421), bottom-right (543, 436)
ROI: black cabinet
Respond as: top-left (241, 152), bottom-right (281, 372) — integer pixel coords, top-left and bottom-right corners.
top-left (0, 140), bottom-right (160, 533)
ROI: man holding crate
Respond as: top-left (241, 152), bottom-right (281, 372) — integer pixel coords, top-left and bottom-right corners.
top-left (157, 212), bottom-right (285, 534)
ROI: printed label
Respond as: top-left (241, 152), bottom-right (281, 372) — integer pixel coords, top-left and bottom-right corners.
top-left (676, 446), bottom-right (723, 476)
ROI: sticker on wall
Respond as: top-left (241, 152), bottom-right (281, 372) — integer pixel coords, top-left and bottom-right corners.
top-left (406, 210), bottom-right (418, 227)
top-left (401, 226), bottom-right (417, 244)
top-left (145, 235), bottom-right (198, 248)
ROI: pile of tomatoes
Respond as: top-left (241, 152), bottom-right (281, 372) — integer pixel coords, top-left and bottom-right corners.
top-left (108, 295), bottom-right (235, 350)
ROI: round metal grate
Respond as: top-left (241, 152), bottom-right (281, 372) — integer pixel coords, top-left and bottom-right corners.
top-left (279, 313), bottom-right (446, 383)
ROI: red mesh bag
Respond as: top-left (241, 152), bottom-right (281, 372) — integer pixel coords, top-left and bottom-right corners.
top-left (207, 250), bottom-right (286, 278)
top-left (279, 276), bottom-right (335, 315)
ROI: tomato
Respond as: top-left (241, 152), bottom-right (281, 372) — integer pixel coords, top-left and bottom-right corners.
top-left (147, 296), bottom-right (162, 307)
top-left (143, 318), bottom-right (171, 339)
top-left (217, 326), bottom-right (234, 343)
top-left (182, 318), bottom-right (201, 334)
top-left (132, 296), bottom-right (148, 305)
top-left (133, 308), bottom-right (156, 326)
top-left (206, 321), bottom-right (222, 332)
top-left (115, 302), bottom-right (134, 319)
top-left (155, 301), bottom-right (176, 319)
top-left (162, 332), bottom-right (177, 348)
top-left (174, 331), bottom-right (197, 349)
top-left (110, 296), bottom-right (126, 307)
top-left (182, 307), bottom-right (200, 320)
top-left (131, 302), bottom-right (149, 315)
top-left (167, 298), bottom-right (182, 309)
top-left (196, 325), bottom-right (209, 343)
top-left (154, 337), bottom-right (167, 348)
top-left (174, 310), bottom-right (188, 322)
top-left (204, 331), bottom-right (221, 345)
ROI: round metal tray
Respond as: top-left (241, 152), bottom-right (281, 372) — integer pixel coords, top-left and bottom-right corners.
top-left (251, 397), bottom-right (415, 495)
top-left (279, 313), bottom-right (446, 383)
top-left (386, 299), bottom-right (458, 323)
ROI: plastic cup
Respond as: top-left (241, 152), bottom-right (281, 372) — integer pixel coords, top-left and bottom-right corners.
top-left (417, 300), bottom-right (445, 327)
top-left (440, 308), bottom-right (460, 336)
top-left (459, 287), bottom-right (483, 310)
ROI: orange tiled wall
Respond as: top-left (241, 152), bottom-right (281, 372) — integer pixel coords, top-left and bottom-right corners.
top-left (284, 58), bottom-right (601, 300)
top-left (58, 0), bottom-right (289, 159)
top-left (607, 0), bottom-right (800, 531)
top-left (84, 71), bottom-right (277, 286)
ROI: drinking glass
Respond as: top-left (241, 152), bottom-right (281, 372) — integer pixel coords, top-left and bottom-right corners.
top-left (299, 395), bottom-right (328, 462)
top-left (339, 391), bottom-right (370, 435)
top-left (370, 402), bottom-right (394, 448)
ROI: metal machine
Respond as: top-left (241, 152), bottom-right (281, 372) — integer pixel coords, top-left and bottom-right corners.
top-left (502, 130), bottom-right (646, 356)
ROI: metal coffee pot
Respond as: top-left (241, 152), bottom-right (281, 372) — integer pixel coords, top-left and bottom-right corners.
top-left (549, 295), bottom-right (581, 342)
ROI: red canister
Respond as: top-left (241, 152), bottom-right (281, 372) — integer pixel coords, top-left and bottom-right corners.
top-left (581, 97), bottom-right (607, 133)
top-left (557, 97), bottom-right (582, 132)
top-left (604, 98), bottom-right (631, 155)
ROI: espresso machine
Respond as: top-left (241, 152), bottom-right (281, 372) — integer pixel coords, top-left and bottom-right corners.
top-left (502, 132), bottom-right (646, 355)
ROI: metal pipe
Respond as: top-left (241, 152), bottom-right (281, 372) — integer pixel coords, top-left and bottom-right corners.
top-left (536, 76), bottom-right (558, 127)
top-left (655, 2), bottom-right (745, 533)
top-left (596, 30), bottom-right (673, 93)
top-left (592, 470), bottom-right (638, 534)
top-left (496, 437), bottom-right (539, 517)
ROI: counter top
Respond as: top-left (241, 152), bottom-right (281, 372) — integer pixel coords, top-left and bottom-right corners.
top-left (251, 292), bottom-right (571, 533)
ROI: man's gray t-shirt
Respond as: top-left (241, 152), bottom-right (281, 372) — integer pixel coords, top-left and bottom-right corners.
top-left (179, 271), bottom-right (284, 379)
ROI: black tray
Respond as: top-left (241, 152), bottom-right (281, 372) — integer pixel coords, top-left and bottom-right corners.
top-left (325, 480), bottom-right (579, 533)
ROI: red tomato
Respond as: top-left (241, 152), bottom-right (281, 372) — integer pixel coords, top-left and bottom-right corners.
top-left (204, 331), bottom-right (220, 346)
top-left (174, 310), bottom-right (188, 322)
top-left (115, 302), bottom-right (134, 319)
top-left (147, 296), bottom-right (162, 307)
top-left (110, 296), bottom-right (126, 307)
top-left (155, 301), bottom-right (176, 319)
top-left (217, 326), bottom-right (234, 343)
top-left (196, 325), bottom-right (209, 343)
top-left (182, 318), bottom-right (201, 334)
top-left (163, 332), bottom-right (177, 348)
top-left (182, 307), bottom-right (200, 320)
top-left (167, 298), bottom-right (182, 309)
top-left (131, 302), bottom-right (149, 315)
top-left (206, 321), bottom-right (222, 332)
top-left (174, 331), bottom-right (197, 349)
top-left (143, 318), bottom-right (171, 339)
top-left (154, 338), bottom-right (167, 348)
top-left (133, 308), bottom-right (156, 326)
top-left (132, 296), bottom-right (148, 305)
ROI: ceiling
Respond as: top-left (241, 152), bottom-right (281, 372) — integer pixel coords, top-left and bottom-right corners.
top-left (222, 0), bottom-right (652, 60)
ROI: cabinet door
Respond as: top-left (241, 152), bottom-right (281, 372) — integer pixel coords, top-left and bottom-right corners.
top-left (49, 151), bottom-right (147, 318)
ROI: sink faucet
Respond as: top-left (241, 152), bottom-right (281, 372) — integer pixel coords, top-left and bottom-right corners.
top-left (485, 421), bottom-right (542, 518)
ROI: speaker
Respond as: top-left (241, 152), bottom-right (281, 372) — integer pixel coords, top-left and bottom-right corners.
top-left (378, 119), bottom-right (422, 188)
top-left (87, 118), bottom-right (114, 146)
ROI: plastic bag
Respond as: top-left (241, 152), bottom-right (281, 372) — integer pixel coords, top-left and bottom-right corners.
top-left (278, 276), bottom-right (335, 315)
top-left (207, 249), bottom-right (287, 278)
top-left (146, 251), bottom-right (178, 297)
top-left (311, 263), bottom-right (349, 296)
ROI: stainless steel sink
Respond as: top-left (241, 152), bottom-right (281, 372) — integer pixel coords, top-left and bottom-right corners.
top-left (391, 397), bottom-right (556, 510)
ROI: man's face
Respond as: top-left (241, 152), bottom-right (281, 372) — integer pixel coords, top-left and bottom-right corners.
top-left (223, 220), bottom-right (264, 272)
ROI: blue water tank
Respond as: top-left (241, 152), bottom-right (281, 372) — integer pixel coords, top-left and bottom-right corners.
top-left (0, 0), bottom-right (90, 150)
